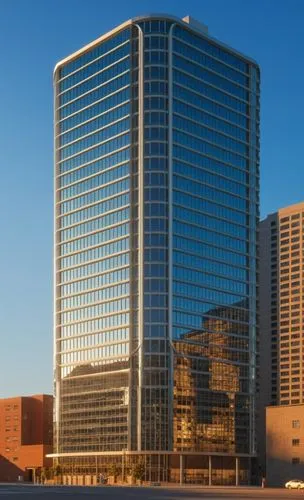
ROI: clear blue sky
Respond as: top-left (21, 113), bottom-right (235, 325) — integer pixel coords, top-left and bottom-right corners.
top-left (0, 0), bottom-right (303, 397)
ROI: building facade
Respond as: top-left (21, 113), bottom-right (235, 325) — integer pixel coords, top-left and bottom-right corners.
top-left (0, 394), bottom-right (53, 482)
top-left (261, 203), bottom-right (304, 407)
top-left (266, 405), bottom-right (304, 487)
top-left (260, 202), bottom-right (304, 479)
top-left (53, 14), bottom-right (260, 484)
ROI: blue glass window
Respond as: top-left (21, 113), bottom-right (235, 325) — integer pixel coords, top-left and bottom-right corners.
top-left (173, 25), bottom-right (249, 73)
top-left (59, 41), bottom-right (130, 92)
top-left (173, 99), bottom-right (247, 141)
top-left (59, 117), bottom-right (130, 160)
top-left (59, 133), bottom-right (130, 174)
top-left (173, 54), bottom-right (247, 100)
top-left (59, 28), bottom-right (130, 79)
top-left (59, 88), bottom-right (130, 133)
top-left (173, 130), bottom-right (247, 169)
top-left (60, 59), bottom-right (130, 106)
top-left (59, 73), bottom-right (130, 119)
top-left (174, 114), bottom-right (247, 156)
top-left (173, 38), bottom-right (248, 86)
top-left (173, 82), bottom-right (247, 127)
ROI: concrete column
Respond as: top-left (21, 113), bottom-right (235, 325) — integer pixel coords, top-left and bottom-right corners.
top-left (179, 455), bottom-right (184, 485)
top-left (248, 458), bottom-right (251, 486)
top-left (236, 457), bottom-right (239, 486)
top-left (158, 453), bottom-right (161, 483)
top-left (208, 455), bottom-right (212, 486)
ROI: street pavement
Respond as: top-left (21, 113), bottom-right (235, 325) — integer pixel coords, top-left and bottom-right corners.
top-left (0, 485), bottom-right (303, 499)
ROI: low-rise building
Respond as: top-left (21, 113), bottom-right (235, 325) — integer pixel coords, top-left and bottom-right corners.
top-left (0, 394), bottom-right (53, 482)
top-left (266, 404), bottom-right (304, 486)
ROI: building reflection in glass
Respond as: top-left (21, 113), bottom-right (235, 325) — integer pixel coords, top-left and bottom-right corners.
top-left (173, 301), bottom-right (250, 454)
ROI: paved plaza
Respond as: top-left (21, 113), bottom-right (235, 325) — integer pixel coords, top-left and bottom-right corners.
top-left (0, 485), bottom-right (303, 499)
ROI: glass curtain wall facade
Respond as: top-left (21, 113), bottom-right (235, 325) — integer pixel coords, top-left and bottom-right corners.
top-left (53, 15), bottom-right (259, 485)
top-left (54, 26), bottom-right (133, 455)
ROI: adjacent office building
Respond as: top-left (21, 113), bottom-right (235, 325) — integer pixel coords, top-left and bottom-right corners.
top-left (260, 202), bottom-right (304, 409)
top-left (0, 395), bottom-right (53, 482)
top-left (260, 202), bottom-right (304, 484)
top-left (53, 14), bottom-right (260, 484)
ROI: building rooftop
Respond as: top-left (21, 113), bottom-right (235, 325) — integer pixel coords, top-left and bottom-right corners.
top-left (54, 13), bottom-right (259, 75)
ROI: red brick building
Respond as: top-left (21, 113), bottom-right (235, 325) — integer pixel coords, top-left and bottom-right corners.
top-left (0, 394), bottom-right (53, 481)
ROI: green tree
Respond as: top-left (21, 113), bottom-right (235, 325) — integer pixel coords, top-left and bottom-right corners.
top-left (40, 467), bottom-right (46, 484)
top-left (53, 464), bottom-right (62, 484)
top-left (131, 459), bottom-right (145, 482)
top-left (108, 463), bottom-right (121, 482)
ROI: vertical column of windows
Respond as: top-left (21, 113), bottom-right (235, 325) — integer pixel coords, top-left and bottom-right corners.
top-left (247, 64), bottom-right (259, 455)
top-left (279, 211), bottom-right (304, 405)
top-left (270, 219), bottom-right (278, 404)
top-left (128, 25), bottom-right (141, 451)
top-left (55, 28), bottom-right (132, 454)
top-left (141, 25), bottom-right (171, 452)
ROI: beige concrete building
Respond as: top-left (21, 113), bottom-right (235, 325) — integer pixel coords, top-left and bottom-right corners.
top-left (260, 201), bottom-right (304, 407)
top-left (266, 405), bottom-right (304, 486)
top-left (277, 203), bottom-right (304, 405)
top-left (260, 202), bottom-right (304, 480)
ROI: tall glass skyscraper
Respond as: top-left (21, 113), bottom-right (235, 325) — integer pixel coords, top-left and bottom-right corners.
top-left (53, 14), bottom-right (259, 485)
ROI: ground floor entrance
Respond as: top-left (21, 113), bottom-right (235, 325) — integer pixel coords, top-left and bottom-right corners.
top-left (49, 452), bottom-right (254, 486)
